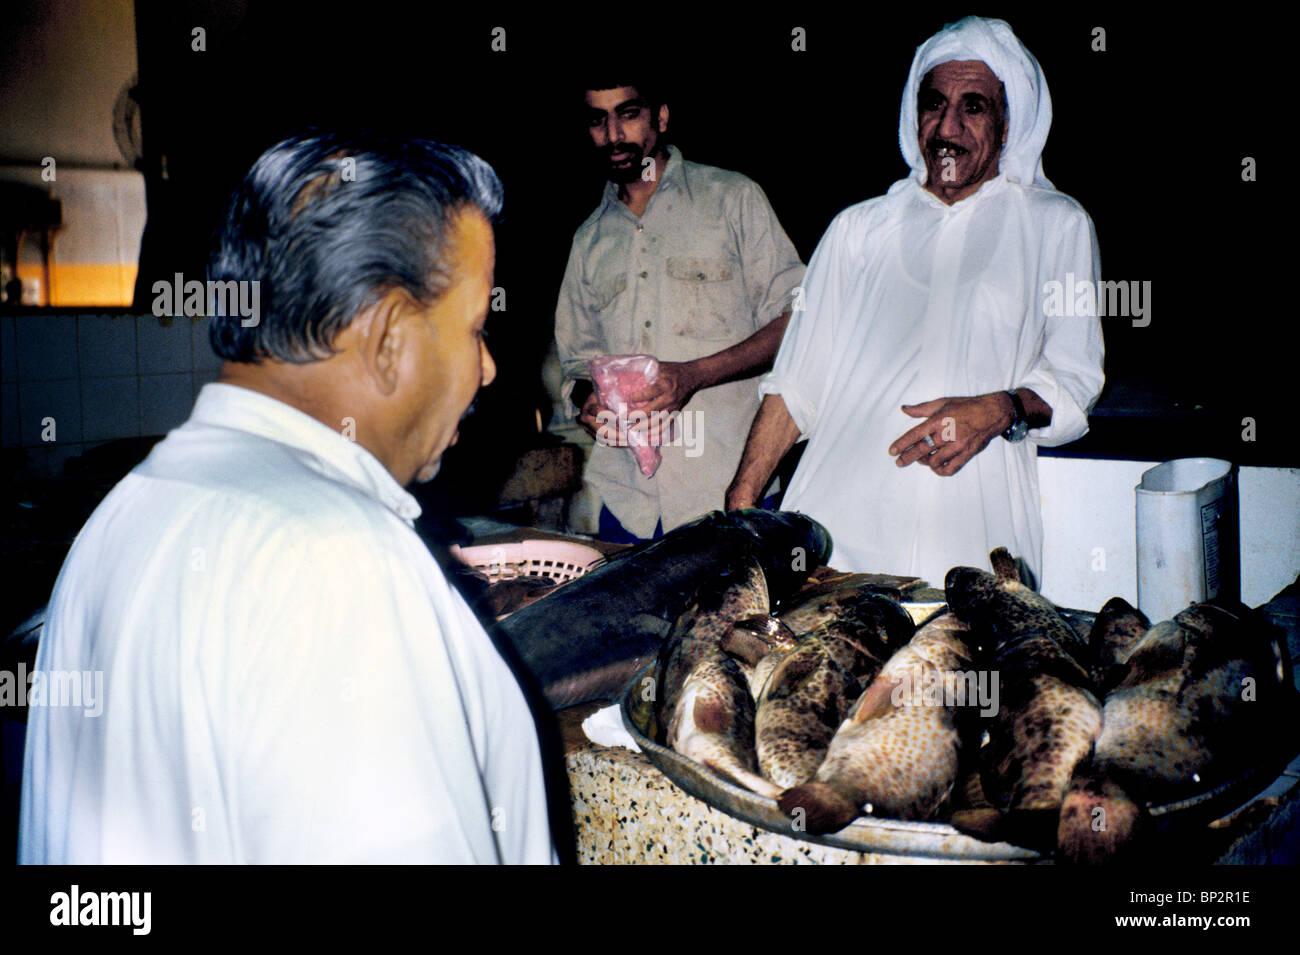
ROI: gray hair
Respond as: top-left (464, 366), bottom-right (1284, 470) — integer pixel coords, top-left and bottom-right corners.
top-left (208, 130), bottom-right (502, 363)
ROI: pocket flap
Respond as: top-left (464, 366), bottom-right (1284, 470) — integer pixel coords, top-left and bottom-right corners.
top-left (667, 258), bottom-right (734, 283)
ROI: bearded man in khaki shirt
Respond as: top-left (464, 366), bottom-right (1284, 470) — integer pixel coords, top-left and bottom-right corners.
top-left (555, 80), bottom-right (805, 542)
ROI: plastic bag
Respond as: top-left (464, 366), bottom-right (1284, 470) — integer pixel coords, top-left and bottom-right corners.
top-left (587, 354), bottom-right (669, 478)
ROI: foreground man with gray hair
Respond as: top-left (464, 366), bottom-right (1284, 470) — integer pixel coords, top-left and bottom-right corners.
top-left (20, 132), bottom-right (558, 863)
top-left (728, 16), bottom-right (1104, 588)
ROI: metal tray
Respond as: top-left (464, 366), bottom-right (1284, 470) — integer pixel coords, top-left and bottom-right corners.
top-left (620, 603), bottom-right (1299, 862)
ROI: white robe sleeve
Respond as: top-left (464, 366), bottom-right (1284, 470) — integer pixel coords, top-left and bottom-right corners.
top-left (1020, 202), bottom-right (1105, 447)
top-left (759, 208), bottom-right (859, 437)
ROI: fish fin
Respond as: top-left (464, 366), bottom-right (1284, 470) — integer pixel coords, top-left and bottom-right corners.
top-left (989, 547), bottom-right (1019, 582)
top-left (692, 695), bottom-right (734, 735)
top-left (769, 646), bottom-right (822, 693)
top-left (778, 782), bottom-right (861, 834)
top-left (1114, 621), bottom-right (1188, 688)
top-left (711, 764), bottom-right (783, 800)
top-left (1057, 766), bottom-right (1146, 865)
top-left (720, 615), bottom-right (790, 666)
top-left (847, 674), bottom-right (902, 724)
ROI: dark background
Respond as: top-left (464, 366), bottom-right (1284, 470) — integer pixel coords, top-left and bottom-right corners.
top-left (130, 4), bottom-right (1287, 480)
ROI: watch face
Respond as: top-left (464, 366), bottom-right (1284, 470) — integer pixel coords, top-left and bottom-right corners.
top-left (1007, 420), bottom-right (1029, 442)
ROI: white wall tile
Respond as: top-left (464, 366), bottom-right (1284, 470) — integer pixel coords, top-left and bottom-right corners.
top-left (80, 376), bottom-right (139, 441)
top-left (1, 382), bottom-right (19, 446)
top-left (136, 313), bottom-right (192, 375)
top-left (15, 314), bottom-right (78, 381)
top-left (18, 378), bottom-right (81, 445)
top-left (78, 313), bottom-right (137, 376)
top-left (140, 373), bottom-right (194, 436)
top-left (1, 315), bottom-right (17, 382)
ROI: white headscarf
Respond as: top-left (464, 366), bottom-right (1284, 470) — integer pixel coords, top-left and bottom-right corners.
top-left (898, 16), bottom-right (1054, 190)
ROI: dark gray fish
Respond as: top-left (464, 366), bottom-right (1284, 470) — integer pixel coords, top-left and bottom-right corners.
top-left (494, 510), bottom-right (831, 708)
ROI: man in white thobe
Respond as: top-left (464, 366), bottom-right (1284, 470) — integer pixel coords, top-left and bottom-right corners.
top-left (19, 132), bottom-right (558, 864)
top-left (727, 17), bottom-right (1104, 588)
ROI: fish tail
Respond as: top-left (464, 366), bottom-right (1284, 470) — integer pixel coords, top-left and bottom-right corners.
top-left (778, 782), bottom-right (861, 834)
top-left (1056, 768), bottom-right (1146, 865)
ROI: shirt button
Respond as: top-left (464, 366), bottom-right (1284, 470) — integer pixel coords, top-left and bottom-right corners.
top-left (636, 225), bottom-right (644, 232)
top-left (639, 271), bottom-right (648, 279)
top-left (645, 321), bottom-right (652, 328)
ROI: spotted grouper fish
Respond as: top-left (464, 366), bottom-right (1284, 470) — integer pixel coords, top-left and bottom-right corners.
top-left (1057, 601), bottom-right (1289, 863)
top-left (654, 558), bottom-right (782, 798)
top-left (1087, 597), bottom-right (1150, 686)
top-left (1090, 602), bottom-right (1287, 801)
top-left (777, 613), bottom-right (975, 832)
top-left (945, 551), bottom-right (1102, 849)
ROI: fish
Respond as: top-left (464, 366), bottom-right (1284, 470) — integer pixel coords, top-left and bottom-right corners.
top-left (1088, 596), bottom-right (1150, 685)
top-left (1090, 602), bottom-right (1287, 802)
top-left (945, 553), bottom-right (1102, 849)
top-left (493, 509), bottom-right (832, 708)
top-left (1055, 759), bottom-right (1149, 865)
top-left (751, 637), bottom-right (860, 788)
top-left (741, 586), bottom-right (915, 789)
top-left (719, 614), bottom-right (800, 698)
top-left (778, 614), bottom-right (975, 833)
top-left (943, 547), bottom-right (1090, 663)
top-left (654, 559), bottom-right (782, 798)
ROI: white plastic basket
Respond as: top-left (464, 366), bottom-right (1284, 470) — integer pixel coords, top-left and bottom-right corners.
top-left (450, 540), bottom-right (604, 585)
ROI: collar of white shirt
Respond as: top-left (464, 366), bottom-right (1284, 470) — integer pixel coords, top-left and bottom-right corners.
top-left (190, 382), bottom-right (422, 523)
top-left (909, 171), bottom-right (1010, 211)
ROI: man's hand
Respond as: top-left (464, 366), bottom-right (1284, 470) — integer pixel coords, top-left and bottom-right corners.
top-left (626, 360), bottom-right (702, 417)
top-left (888, 393), bottom-right (1014, 476)
top-left (725, 480), bottom-right (759, 512)
top-left (577, 391), bottom-right (629, 446)
top-left (726, 394), bottom-right (801, 511)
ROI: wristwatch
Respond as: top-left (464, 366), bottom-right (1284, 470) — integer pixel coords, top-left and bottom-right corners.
top-left (1002, 390), bottom-right (1029, 442)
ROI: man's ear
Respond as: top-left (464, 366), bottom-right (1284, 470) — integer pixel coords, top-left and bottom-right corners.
top-left (656, 103), bottom-right (669, 134)
top-left (999, 85), bottom-right (1009, 145)
top-left (350, 287), bottom-right (414, 398)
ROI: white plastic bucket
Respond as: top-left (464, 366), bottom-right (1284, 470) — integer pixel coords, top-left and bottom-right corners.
top-left (1136, 458), bottom-right (1237, 622)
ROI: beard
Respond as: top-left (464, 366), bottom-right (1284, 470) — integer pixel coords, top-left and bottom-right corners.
top-left (601, 142), bottom-right (646, 184)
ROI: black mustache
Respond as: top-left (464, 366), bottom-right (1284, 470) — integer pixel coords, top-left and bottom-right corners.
top-left (601, 143), bottom-right (641, 160)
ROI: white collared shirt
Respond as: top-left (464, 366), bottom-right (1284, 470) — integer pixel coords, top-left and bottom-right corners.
top-left (763, 175), bottom-right (1104, 586)
top-left (19, 383), bottom-right (557, 864)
